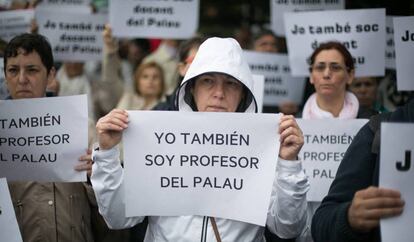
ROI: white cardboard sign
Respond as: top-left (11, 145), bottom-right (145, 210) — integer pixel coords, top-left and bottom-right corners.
top-left (38, 0), bottom-right (91, 6)
top-left (244, 50), bottom-right (306, 106)
top-left (298, 119), bottom-right (368, 202)
top-left (36, 10), bottom-right (106, 61)
top-left (284, 8), bottom-right (386, 77)
top-left (393, 16), bottom-right (414, 91)
top-left (0, 178), bottom-right (22, 242)
top-left (123, 111), bottom-right (280, 226)
top-left (252, 74), bottom-right (265, 113)
top-left (0, 95), bottom-right (88, 182)
top-left (109, 0), bottom-right (199, 39)
top-left (385, 16), bottom-right (396, 69)
top-left (380, 123), bottom-right (414, 242)
top-left (270, 0), bottom-right (344, 36)
top-left (0, 9), bottom-right (34, 42)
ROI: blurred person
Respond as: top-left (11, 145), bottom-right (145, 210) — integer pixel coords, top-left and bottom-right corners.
top-left (91, 37), bottom-right (309, 241)
top-left (116, 61), bottom-right (165, 110)
top-left (56, 62), bottom-right (96, 121)
top-left (153, 36), bottom-right (205, 111)
top-left (253, 29), bottom-right (298, 116)
top-left (349, 76), bottom-right (386, 113)
top-left (95, 25), bottom-right (151, 118)
top-left (142, 38), bottom-right (180, 95)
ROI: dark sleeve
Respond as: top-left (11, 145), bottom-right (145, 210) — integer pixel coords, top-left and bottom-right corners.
top-left (311, 124), bottom-right (377, 242)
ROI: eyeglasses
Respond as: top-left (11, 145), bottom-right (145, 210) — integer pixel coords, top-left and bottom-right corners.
top-left (310, 63), bottom-right (349, 73)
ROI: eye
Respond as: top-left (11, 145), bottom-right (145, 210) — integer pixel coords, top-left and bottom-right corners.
top-left (329, 64), bottom-right (344, 72)
top-left (312, 64), bottom-right (326, 72)
top-left (6, 67), bottom-right (18, 76)
top-left (27, 68), bottom-right (39, 74)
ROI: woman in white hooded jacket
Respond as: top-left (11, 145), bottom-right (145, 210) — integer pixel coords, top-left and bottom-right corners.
top-left (91, 37), bottom-right (309, 242)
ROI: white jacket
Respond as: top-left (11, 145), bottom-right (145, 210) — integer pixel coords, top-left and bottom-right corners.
top-left (91, 37), bottom-right (309, 241)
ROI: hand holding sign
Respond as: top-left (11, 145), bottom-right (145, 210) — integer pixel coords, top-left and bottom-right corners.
top-left (96, 109), bottom-right (129, 150)
top-left (279, 114), bottom-right (304, 161)
top-left (348, 186), bottom-right (404, 233)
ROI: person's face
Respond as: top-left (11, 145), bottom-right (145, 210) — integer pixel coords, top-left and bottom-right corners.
top-left (310, 49), bottom-right (354, 99)
top-left (178, 47), bottom-right (198, 77)
top-left (254, 34), bottom-right (278, 53)
top-left (349, 77), bottom-right (378, 107)
top-left (64, 62), bottom-right (84, 78)
top-left (128, 42), bottom-right (145, 65)
top-left (136, 67), bottom-right (163, 98)
top-left (192, 73), bottom-right (243, 112)
top-left (5, 48), bottom-right (54, 99)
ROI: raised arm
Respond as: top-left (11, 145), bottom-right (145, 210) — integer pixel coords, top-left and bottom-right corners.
top-left (267, 114), bottom-right (309, 238)
top-left (91, 109), bottom-right (145, 229)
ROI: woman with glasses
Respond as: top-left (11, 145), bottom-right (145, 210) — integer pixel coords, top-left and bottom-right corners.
top-left (302, 41), bottom-right (359, 119)
top-left (298, 41), bottom-right (376, 242)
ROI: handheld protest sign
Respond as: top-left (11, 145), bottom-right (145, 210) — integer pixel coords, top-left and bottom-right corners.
top-left (123, 111), bottom-right (280, 226)
top-left (0, 95), bottom-right (88, 182)
top-left (0, 9), bottom-right (34, 42)
top-left (297, 119), bottom-right (368, 202)
top-left (393, 16), bottom-right (414, 91)
top-left (385, 16), bottom-right (396, 69)
top-left (252, 74), bottom-right (265, 113)
top-left (36, 10), bottom-right (106, 61)
top-left (284, 8), bottom-right (386, 77)
top-left (380, 123), bottom-right (414, 242)
top-left (0, 178), bottom-right (22, 242)
top-left (244, 51), bottom-right (306, 106)
top-left (109, 0), bottom-right (199, 39)
top-left (270, 0), bottom-right (344, 36)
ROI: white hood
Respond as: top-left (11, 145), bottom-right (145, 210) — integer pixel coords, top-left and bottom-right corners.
top-left (176, 37), bottom-right (257, 113)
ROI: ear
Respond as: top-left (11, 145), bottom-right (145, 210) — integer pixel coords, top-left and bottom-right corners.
top-left (346, 69), bottom-right (355, 85)
top-left (47, 66), bottom-right (56, 86)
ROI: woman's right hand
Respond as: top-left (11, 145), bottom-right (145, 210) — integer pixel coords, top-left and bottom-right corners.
top-left (102, 24), bottom-right (117, 53)
top-left (96, 109), bottom-right (129, 150)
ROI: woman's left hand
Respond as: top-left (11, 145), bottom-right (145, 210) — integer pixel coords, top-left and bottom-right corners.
top-left (74, 148), bottom-right (93, 177)
top-left (278, 114), bottom-right (304, 161)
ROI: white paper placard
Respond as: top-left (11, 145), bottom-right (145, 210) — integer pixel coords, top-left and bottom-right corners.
top-left (380, 123), bottom-right (414, 242)
top-left (284, 8), bottom-right (386, 77)
top-left (38, 0), bottom-right (91, 6)
top-left (0, 178), bottom-right (22, 242)
top-left (123, 111), bottom-right (280, 226)
top-left (36, 10), bottom-right (106, 61)
top-left (35, 4), bottom-right (92, 14)
top-left (252, 74), bottom-right (265, 113)
top-left (0, 95), bottom-right (88, 182)
top-left (393, 16), bottom-right (414, 91)
top-left (385, 16), bottom-right (396, 69)
top-left (297, 119), bottom-right (368, 202)
top-left (0, 9), bottom-right (34, 42)
top-left (244, 50), bottom-right (306, 106)
top-left (270, 0), bottom-right (344, 36)
top-left (109, 0), bottom-right (199, 39)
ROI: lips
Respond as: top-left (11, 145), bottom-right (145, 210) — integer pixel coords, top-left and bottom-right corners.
top-left (206, 105), bottom-right (227, 112)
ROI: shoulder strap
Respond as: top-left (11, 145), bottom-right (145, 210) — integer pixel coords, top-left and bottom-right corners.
top-left (210, 217), bottom-right (222, 242)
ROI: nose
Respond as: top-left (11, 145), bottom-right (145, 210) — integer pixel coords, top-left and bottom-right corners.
top-left (18, 70), bottom-right (29, 84)
top-left (322, 66), bottom-right (331, 79)
top-left (212, 81), bottom-right (225, 99)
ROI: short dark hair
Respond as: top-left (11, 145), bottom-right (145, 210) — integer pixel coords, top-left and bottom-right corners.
top-left (308, 41), bottom-right (354, 73)
top-left (4, 33), bottom-right (54, 75)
